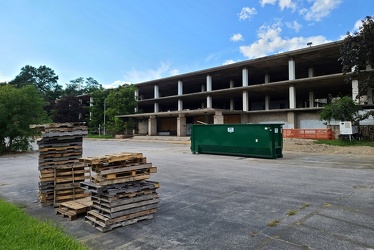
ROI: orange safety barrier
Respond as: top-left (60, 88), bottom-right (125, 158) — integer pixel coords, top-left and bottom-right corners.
top-left (283, 129), bottom-right (335, 140)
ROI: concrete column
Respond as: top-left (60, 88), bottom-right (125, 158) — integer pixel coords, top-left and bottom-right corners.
top-left (308, 67), bottom-right (314, 78)
top-left (177, 114), bottom-right (186, 137)
top-left (289, 58), bottom-right (295, 80)
top-left (207, 75), bottom-right (212, 91)
top-left (230, 81), bottom-right (235, 110)
top-left (178, 99), bottom-right (183, 111)
top-left (265, 96), bottom-right (270, 110)
top-left (265, 73), bottom-right (270, 83)
top-left (242, 68), bottom-right (248, 86)
top-left (134, 89), bottom-right (139, 100)
top-left (367, 88), bottom-right (373, 104)
top-left (309, 91), bottom-right (315, 108)
top-left (230, 80), bottom-right (235, 88)
top-left (207, 95), bottom-right (212, 109)
top-left (201, 102), bottom-right (205, 109)
top-left (243, 90), bottom-right (249, 111)
top-left (148, 115), bottom-right (157, 136)
top-left (154, 85), bottom-right (159, 98)
top-left (352, 79), bottom-right (359, 103)
top-left (289, 85), bottom-right (296, 109)
top-left (206, 75), bottom-right (212, 110)
top-left (365, 64), bottom-right (373, 104)
top-left (89, 96), bottom-right (93, 120)
top-left (230, 99), bottom-right (235, 110)
top-left (134, 90), bottom-right (138, 113)
top-left (178, 80), bottom-right (183, 95)
top-left (154, 102), bottom-right (159, 113)
top-left (201, 85), bottom-right (205, 92)
top-left (287, 112), bottom-right (295, 129)
top-left (214, 111), bottom-right (224, 124)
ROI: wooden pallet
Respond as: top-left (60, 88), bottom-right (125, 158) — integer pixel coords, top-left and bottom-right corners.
top-left (80, 152), bottom-right (144, 165)
top-left (98, 167), bottom-right (156, 180)
top-left (91, 174), bottom-right (151, 186)
top-left (30, 122), bottom-right (87, 129)
top-left (39, 145), bottom-right (82, 152)
top-left (80, 180), bottom-right (160, 194)
top-left (55, 197), bottom-right (92, 220)
top-left (92, 193), bottom-right (159, 212)
top-left (85, 209), bottom-right (156, 232)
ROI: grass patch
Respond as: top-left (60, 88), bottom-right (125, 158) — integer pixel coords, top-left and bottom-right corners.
top-left (314, 139), bottom-right (374, 147)
top-left (87, 134), bottom-right (113, 139)
top-left (300, 203), bottom-right (310, 209)
top-left (0, 199), bottom-right (89, 250)
top-left (287, 210), bottom-right (297, 216)
top-left (267, 219), bottom-right (282, 227)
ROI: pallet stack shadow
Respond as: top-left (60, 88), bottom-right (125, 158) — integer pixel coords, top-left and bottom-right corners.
top-left (30, 123), bottom-right (90, 206)
top-left (80, 152), bottom-right (159, 232)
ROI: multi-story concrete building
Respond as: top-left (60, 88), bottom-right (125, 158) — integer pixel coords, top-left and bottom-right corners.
top-left (120, 41), bottom-right (373, 137)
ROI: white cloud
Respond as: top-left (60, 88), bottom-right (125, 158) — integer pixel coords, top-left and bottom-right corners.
top-left (260, 0), bottom-right (297, 11)
top-left (170, 69), bottom-right (180, 76)
top-left (303, 0), bottom-right (342, 22)
top-left (260, 0), bottom-right (277, 7)
top-left (102, 80), bottom-right (131, 89)
top-left (339, 18), bottom-right (365, 40)
top-left (238, 7), bottom-right (257, 20)
top-left (223, 60), bottom-right (236, 65)
top-left (352, 19), bottom-right (363, 33)
top-left (230, 33), bottom-right (244, 42)
top-left (279, 0), bottom-right (297, 11)
top-left (286, 20), bottom-right (302, 32)
top-left (239, 22), bottom-right (331, 59)
top-left (122, 62), bottom-right (178, 84)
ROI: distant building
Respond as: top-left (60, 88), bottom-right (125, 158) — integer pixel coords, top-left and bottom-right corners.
top-left (120, 41), bottom-right (374, 137)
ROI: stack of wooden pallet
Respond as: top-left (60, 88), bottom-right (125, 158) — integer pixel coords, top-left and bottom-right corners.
top-left (80, 152), bottom-right (159, 232)
top-left (31, 122), bottom-right (89, 206)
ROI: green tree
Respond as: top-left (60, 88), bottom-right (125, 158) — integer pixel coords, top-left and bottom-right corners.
top-left (339, 16), bottom-right (374, 96)
top-left (53, 95), bottom-right (85, 123)
top-left (9, 65), bottom-right (62, 97)
top-left (9, 65), bottom-right (63, 115)
top-left (0, 85), bottom-right (48, 154)
top-left (88, 88), bottom-right (110, 134)
top-left (320, 96), bottom-right (371, 125)
top-left (105, 84), bottom-right (137, 135)
top-left (64, 77), bottom-right (103, 97)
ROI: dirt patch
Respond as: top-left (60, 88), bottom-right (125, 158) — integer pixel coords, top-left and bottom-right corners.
top-left (283, 138), bottom-right (374, 155)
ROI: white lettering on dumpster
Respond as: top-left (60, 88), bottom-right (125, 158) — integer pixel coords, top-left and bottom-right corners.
top-left (228, 127), bottom-right (234, 133)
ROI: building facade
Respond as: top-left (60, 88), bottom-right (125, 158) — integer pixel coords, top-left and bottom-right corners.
top-left (120, 41), bottom-right (374, 137)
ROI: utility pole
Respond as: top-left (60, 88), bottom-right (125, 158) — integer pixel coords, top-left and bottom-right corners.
top-left (103, 99), bottom-right (106, 136)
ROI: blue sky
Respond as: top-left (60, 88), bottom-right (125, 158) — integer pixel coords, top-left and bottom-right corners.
top-left (0, 0), bottom-right (372, 88)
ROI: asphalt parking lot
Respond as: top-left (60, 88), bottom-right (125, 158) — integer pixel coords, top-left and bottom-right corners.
top-left (0, 138), bottom-right (374, 250)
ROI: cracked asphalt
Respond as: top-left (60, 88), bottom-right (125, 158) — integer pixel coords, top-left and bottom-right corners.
top-left (0, 138), bottom-right (373, 249)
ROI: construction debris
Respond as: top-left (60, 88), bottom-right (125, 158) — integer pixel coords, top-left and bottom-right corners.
top-left (30, 122), bottom-right (90, 206)
top-left (80, 152), bottom-right (159, 232)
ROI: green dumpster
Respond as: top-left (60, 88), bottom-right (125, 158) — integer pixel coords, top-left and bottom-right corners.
top-left (190, 124), bottom-right (283, 159)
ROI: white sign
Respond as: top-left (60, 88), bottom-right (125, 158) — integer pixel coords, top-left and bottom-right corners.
top-left (227, 127), bottom-right (234, 133)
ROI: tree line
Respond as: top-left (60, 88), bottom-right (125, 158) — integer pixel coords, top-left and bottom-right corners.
top-left (0, 65), bottom-right (137, 154)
